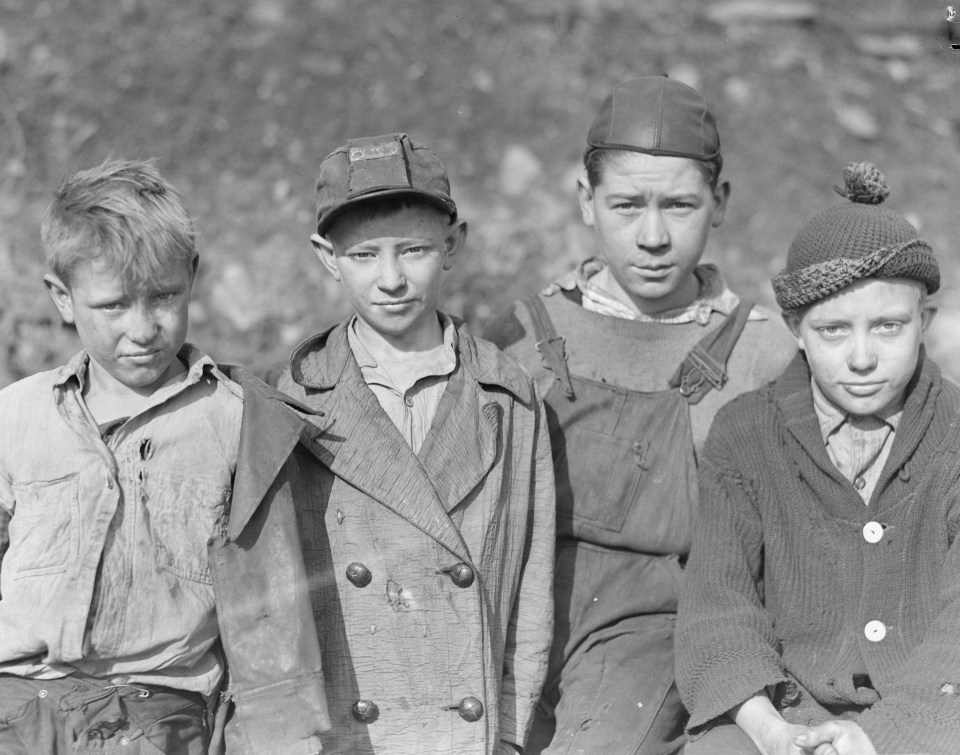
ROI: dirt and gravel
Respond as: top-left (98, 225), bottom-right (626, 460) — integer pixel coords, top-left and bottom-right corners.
top-left (1, 0), bottom-right (958, 384)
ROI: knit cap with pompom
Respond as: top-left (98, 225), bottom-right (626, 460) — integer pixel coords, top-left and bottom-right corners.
top-left (772, 162), bottom-right (939, 312)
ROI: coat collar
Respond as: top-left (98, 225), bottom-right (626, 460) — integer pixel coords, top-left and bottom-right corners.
top-left (288, 315), bottom-right (533, 406)
top-left (289, 315), bottom-right (530, 560)
top-left (219, 364), bottom-right (322, 540)
top-left (772, 347), bottom-right (940, 508)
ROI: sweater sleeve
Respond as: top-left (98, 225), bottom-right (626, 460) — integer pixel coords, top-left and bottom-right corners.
top-left (498, 382), bottom-right (556, 748)
top-left (854, 472), bottom-right (960, 754)
top-left (675, 403), bottom-right (789, 729)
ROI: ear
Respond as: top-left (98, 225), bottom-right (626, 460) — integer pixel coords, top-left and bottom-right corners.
top-left (310, 233), bottom-right (341, 281)
top-left (782, 311), bottom-right (805, 351)
top-left (187, 255), bottom-right (200, 286)
top-left (920, 303), bottom-right (938, 332)
top-left (577, 168), bottom-right (597, 228)
top-left (43, 273), bottom-right (76, 325)
top-left (711, 180), bottom-right (731, 227)
top-left (441, 219), bottom-right (467, 270)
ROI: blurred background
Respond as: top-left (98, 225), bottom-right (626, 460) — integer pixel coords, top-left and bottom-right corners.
top-left (0, 0), bottom-right (958, 385)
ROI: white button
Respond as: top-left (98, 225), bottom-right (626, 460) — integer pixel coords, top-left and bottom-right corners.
top-left (862, 522), bottom-right (884, 543)
top-left (38, 689), bottom-right (48, 698)
top-left (864, 620), bottom-right (887, 642)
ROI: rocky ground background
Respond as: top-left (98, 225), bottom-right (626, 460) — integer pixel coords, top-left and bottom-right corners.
top-left (0, 0), bottom-right (958, 385)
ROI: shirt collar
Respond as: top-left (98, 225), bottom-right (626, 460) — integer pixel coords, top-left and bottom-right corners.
top-left (549, 258), bottom-right (764, 325)
top-left (811, 376), bottom-right (902, 443)
top-left (53, 344), bottom-right (238, 398)
top-left (347, 313), bottom-right (458, 391)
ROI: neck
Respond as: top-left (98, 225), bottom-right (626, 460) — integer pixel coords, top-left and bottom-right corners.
top-left (353, 312), bottom-right (445, 362)
top-left (597, 267), bottom-right (701, 316)
top-left (83, 357), bottom-right (186, 424)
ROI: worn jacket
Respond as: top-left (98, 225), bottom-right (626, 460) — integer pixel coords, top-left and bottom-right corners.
top-left (275, 317), bottom-right (556, 755)
top-left (676, 352), bottom-right (960, 754)
top-left (209, 366), bottom-right (331, 755)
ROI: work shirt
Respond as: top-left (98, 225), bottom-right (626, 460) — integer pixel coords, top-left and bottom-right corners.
top-left (347, 313), bottom-right (458, 452)
top-left (812, 378), bottom-right (901, 504)
top-left (562, 258), bottom-right (767, 325)
top-left (0, 345), bottom-right (242, 695)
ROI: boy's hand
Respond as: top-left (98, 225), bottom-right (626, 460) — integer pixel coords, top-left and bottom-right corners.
top-left (757, 722), bottom-right (818, 755)
top-left (793, 721), bottom-right (877, 755)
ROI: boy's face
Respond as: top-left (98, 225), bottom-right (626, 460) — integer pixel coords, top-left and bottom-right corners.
top-left (44, 255), bottom-right (196, 396)
top-left (786, 278), bottom-right (935, 417)
top-left (312, 203), bottom-right (466, 346)
top-left (577, 151), bottom-right (729, 314)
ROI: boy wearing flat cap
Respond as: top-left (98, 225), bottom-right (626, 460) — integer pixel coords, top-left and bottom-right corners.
top-left (273, 133), bottom-right (555, 754)
top-left (485, 77), bottom-right (795, 754)
top-left (676, 163), bottom-right (960, 755)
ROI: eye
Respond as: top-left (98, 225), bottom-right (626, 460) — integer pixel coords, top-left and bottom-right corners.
top-left (154, 291), bottom-right (178, 303)
top-left (348, 251), bottom-right (375, 260)
top-left (403, 245), bottom-right (429, 255)
top-left (97, 301), bottom-right (125, 312)
top-left (816, 325), bottom-right (847, 339)
top-left (611, 201), bottom-right (640, 213)
top-left (876, 321), bottom-right (903, 335)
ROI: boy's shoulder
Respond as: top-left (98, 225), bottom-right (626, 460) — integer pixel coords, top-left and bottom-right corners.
top-left (0, 361), bottom-right (75, 409)
top-left (457, 321), bottom-right (535, 407)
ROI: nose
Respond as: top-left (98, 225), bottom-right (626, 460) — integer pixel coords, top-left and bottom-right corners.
top-left (125, 303), bottom-right (160, 345)
top-left (377, 255), bottom-right (406, 293)
top-left (636, 207), bottom-right (669, 251)
top-left (847, 333), bottom-right (878, 373)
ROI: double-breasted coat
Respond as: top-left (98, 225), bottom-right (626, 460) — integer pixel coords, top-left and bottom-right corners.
top-left (275, 318), bottom-right (556, 755)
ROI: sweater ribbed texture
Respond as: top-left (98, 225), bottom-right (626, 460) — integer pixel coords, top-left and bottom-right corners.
top-left (676, 352), bottom-right (960, 753)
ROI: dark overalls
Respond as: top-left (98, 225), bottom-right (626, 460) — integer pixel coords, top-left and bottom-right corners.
top-left (523, 292), bottom-right (750, 755)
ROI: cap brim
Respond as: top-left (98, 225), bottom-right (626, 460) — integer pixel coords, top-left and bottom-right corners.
top-left (317, 188), bottom-right (457, 236)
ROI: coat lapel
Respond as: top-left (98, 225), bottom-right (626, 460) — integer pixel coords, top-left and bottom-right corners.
top-left (299, 329), bottom-right (471, 561)
top-left (222, 366), bottom-right (318, 540)
top-left (416, 363), bottom-right (499, 512)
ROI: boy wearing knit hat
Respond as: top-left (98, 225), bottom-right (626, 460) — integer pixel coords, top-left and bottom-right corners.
top-left (676, 163), bottom-right (959, 754)
top-left (485, 78), bottom-right (796, 754)
top-left (272, 133), bottom-right (555, 754)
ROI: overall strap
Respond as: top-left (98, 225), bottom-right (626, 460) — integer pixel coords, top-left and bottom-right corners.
top-left (522, 296), bottom-right (575, 399)
top-left (669, 301), bottom-right (753, 405)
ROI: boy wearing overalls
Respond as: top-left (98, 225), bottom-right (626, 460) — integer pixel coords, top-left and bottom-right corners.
top-left (485, 77), bottom-right (796, 754)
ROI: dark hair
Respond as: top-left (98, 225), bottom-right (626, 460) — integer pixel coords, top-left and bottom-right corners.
top-left (326, 195), bottom-right (454, 245)
top-left (584, 148), bottom-right (722, 191)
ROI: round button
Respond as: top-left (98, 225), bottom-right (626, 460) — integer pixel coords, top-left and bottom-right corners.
top-left (352, 699), bottom-right (380, 723)
top-left (854, 477), bottom-right (866, 491)
top-left (346, 562), bottom-right (373, 588)
top-left (37, 689), bottom-right (48, 699)
top-left (864, 620), bottom-right (887, 642)
top-left (120, 736), bottom-right (130, 746)
top-left (458, 696), bottom-right (484, 722)
top-left (447, 563), bottom-right (475, 588)
top-left (862, 521), bottom-right (884, 543)
top-left (404, 395), bottom-right (414, 407)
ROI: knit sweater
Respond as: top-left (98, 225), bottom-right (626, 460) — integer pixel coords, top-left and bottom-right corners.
top-left (485, 288), bottom-right (797, 455)
top-left (676, 351), bottom-right (960, 754)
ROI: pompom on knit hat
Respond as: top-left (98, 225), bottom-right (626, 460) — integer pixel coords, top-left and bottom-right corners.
top-left (772, 162), bottom-right (939, 312)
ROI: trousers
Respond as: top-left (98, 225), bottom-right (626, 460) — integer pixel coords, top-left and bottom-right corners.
top-left (0, 674), bottom-right (207, 754)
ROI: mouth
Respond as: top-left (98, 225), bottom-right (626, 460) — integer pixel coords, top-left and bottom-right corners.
top-left (122, 350), bottom-right (162, 362)
top-left (631, 264), bottom-right (675, 280)
top-left (377, 299), bottom-right (416, 309)
top-left (843, 382), bottom-right (884, 397)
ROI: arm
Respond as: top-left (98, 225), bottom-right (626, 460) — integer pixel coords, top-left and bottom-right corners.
top-left (0, 465), bottom-right (13, 597)
top-left (675, 407), bottom-right (789, 730)
top-left (498, 386), bottom-right (556, 751)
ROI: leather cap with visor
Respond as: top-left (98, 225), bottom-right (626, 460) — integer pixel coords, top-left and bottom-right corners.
top-left (587, 76), bottom-right (721, 163)
top-left (314, 132), bottom-right (457, 237)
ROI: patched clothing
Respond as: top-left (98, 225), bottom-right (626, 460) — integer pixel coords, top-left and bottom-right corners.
top-left (0, 346), bottom-right (241, 696)
top-left (275, 316), bottom-right (555, 755)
